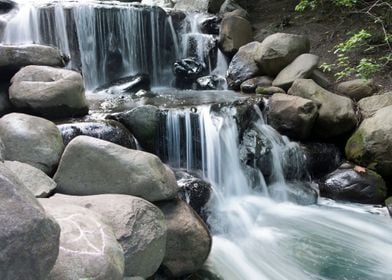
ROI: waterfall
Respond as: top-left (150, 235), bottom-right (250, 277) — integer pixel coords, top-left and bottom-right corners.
top-left (162, 105), bottom-right (392, 280)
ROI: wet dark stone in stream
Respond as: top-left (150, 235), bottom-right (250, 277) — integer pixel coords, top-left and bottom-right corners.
top-left (57, 120), bottom-right (137, 149)
top-left (0, 0), bottom-right (15, 14)
top-left (200, 16), bottom-right (221, 35)
top-left (173, 57), bottom-right (207, 84)
top-left (196, 75), bottom-right (226, 90)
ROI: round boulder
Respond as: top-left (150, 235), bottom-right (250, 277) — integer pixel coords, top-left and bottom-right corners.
top-left (336, 79), bottom-right (376, 101)
top-left (9, 65), bottom-right (88, 119)
top-left (267, 93), bottom-right (318, 140)
top-left (39, 200), bottom-right (125, 280)
top-left (357, 92), bottom-right (392, 119)
top-left (255, 33), bottom-right (310, 77)
top-left (0, 163), bottom-right (60, 280)
top-left (288, 79), bottom-right (357, 139)
top-left (48, 194), bottom-right (167, 278)
top-left (0, 113), bottom-right (64, 174)
top-left (54, 136), bottom-right (178, 202)
top-left (157, 200), bottom-right (212, 277)
top-left (4, 161), bottom-right (56, 198)
top-left (319, 163), bottom-right (387, 204)
top-left (219, 14), bottom-right (253, 56)
top-left (346, 105), bottom-right (392, 180)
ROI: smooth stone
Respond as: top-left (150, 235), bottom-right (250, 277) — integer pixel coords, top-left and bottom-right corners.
top-left (54, 136), bottom-right (178, 202)
top-left (357, 92), bottom-right (392, 119)
top-left (310, 69), bottom-right (332, 89)
top-left (240, 76), bottom-right (273, 93)
top-left (0, 163), bottom-right (60, 280)
top-left (49, 194), bottom-right (167, 278)
top-left (336, 79), bottom-right (376, 101)
top-left (0, 113), bottom-right (64, 174)
top-left (4, 161), bottom-right (56, 198)
top-left (288, 79), bottom-right (356, 139)
top-left (256, 86), bottom-right (285, 95)
top-left (267, 93), bottom-right (318, 140)
top-left (40, 200), bottom-right (125, 280)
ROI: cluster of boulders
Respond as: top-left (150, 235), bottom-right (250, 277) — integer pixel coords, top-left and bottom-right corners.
top-left (0, 43), bottom-right (212, 280)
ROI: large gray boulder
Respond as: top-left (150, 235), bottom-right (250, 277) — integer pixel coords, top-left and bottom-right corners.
top-left (267, 93), bottom-right (318, 140)
top-left (49, 194), bottom-right (167, 278)
top-left (4, 161), bottom-right (56, 198)
top-left (319, 162), bottom-right (387, 204)
top-left (39, 200), bottom-right (124, 280)
top-left (357, 92), bottom-right (392, 119)
top-left (0, 44), bottom-right (66, 80)
top-left (219, 14), bottom-right (253, 56)
top-left (336, 79), bottom-right (376, 101)
top-left (272, 53), bottom-right (319, 90)
top-left (0, 113), bottom-right (64, 174)
top-left (157, 200), bottom-right (212, 277)
top-left (9, 66), bottom-right (88, 119)
top-left (227, 41), bottom-right (262, 90)
top-left (288, 79), bottom-right (356, 139)
top-left (54, 136), bottom-right (178, 202)
top-left (58, 120), bottom-right (136, 149)
top-left (346, 105), bottom-right (392, 180)
top-left (107, 105), bottom-right (158, 152)
top-left (0, 163), bottom-right (60, 280)
top-left (255, 33), bottom-right (310, 77)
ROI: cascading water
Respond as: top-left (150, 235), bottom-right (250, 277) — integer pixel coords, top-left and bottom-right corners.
top-left (161, 105), bottom-right (392, 280)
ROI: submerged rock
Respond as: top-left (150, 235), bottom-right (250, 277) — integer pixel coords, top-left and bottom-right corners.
top-left (58, 120), bottom-right (136, 149)
top-left (0, 113), bottom-right (64, 174)
top-left (345, 105), bottom-right (392, 180)
top-left (288, 79), bottom-right (357, 139)
top-left (255, 33), bottom-right (310, 77)
top-left (40, 200), bottom-right (124, 280)
top-left (4, 161), bottom-right (56, 198)
top-left (9, 65), bottom-right (88, 119)
top-left (0, 44), bottom-right (67, 81)
top-left (0, 163), bottom-right (60, 280)
top-left (319, 163), bottom-right (387, 204)
top-left (49, 194), bottom-right (167, 278)
top-left (54, 136), bottom-right (178, 202)
top-left (157, 200), bottom-right (212, 277)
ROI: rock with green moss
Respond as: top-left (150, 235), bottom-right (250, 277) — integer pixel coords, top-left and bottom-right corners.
top-left (346, 105), bottom-right (392, 180)
top-left (288, 79), bottom-right (356, 139)
top-left (319, 162), bottom-right (387, 204)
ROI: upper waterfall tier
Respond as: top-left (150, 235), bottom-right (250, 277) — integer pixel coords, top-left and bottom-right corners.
top-left (1, 1), bottom-right (183, 90)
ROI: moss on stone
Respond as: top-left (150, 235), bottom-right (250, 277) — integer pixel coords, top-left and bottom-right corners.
top-left (345, 128), bottom-right (366, 162)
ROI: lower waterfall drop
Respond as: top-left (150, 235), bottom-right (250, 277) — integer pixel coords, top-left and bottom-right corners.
top-left (162, 105), bottom-right (392, 280)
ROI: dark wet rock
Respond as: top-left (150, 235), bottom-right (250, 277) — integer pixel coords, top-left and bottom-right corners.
top-left (267, 93), bottom-right (318, 140)
top-left (281, 142), bottom-right (309, 182)
top-left (175, 170), bottom-right (212, 221)
top-left (256, 86), bottom-right (286, 95)
top-left (226, 41), bottom-right (262, 90)
top-left (288, 79), bottom-right (357, 139)
top-left (0, 113), bottom-right (64, 174)
top-left (107, 105), bottom-right (159, 152)
top-left (97, 74), bottom-right (151, 94)
top-left (300, 142), bottom-right (342, 179)
top-left (200, 16), bottom-right (221, 35)
top-left (157, 200), bottom-right (212, 277)
top-left (4, 161), bottom-right (56, 198)
top-left (255, 33), bottom-right (310, 77)
top-left (48, 194), bottom-right (167, 278)
top-left (58, 120), bottom-right (136, 149)
top-left (0, 83), bottom-right (12, 117)
top-left (196, 75), bottom-right (226, 90)
top-left (319, 163), bottom-right (387, 204)
top-left (54, 136), bottom-right (178, 202)
top-left (0, 0), bottom-right (15, 14)
top-left (346, 105), bottom-right (392, 180)
top-left (219, 14), bottom-right (253, 56)
top-left (173, 58), bottom-right (207, 83)
top-left (39, 200), bottom-right (124, 280)
top-left (0, 44), bottom-right (67, 81)
top-left (183, 34), bottom-right (218, 68)
top-left (0, 163), bottom-right (60, 280)
top-left (9, 66), bottom-right (88, 119)
top-left (240, 76), bottom-right (272, 93)
top-left (336, 79), bottom-right (376, 101)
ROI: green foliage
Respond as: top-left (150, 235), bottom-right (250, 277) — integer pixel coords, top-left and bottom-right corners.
top-left (295, 0), bottom-right (392, 80)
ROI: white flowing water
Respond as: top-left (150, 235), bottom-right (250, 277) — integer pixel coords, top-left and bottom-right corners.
top-left (164, 106), bottom-right (392, 280)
